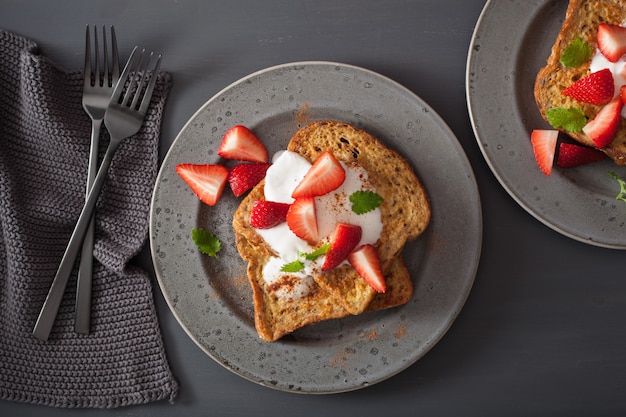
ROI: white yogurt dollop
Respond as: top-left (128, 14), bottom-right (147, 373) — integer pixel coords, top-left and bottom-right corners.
top-left (255, 150), bottom-right (383, 299)
top-left (263, 150), bottom-right (310, 204)
top-left (315, 161), bottom-right (383, 246)
top-left (589, 50), bottom-right (626, 117)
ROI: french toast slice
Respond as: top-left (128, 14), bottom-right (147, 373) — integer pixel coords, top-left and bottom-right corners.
top-left (232, 120), bottom-right (431, 341)
top-left (534, 0), bottom-right (626, 165)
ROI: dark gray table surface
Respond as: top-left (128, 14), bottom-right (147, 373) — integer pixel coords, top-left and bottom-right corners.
top-left (3, 0), bottom-right (626, 415)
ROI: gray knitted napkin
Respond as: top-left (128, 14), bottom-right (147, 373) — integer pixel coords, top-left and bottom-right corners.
top-left (0, 30), bottom-right (179, 408)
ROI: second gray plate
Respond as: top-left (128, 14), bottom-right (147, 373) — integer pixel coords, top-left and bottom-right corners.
top-left (467, 0), bottom-right (626, 249)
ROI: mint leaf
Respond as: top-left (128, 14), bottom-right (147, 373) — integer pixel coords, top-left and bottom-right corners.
top-left (546, 107), bottom-right (587, 133)
top-left (349, 190), bottom-right (383, 214)
top-left (192, 228), bottom-right (221, 257)
top-left (281, 244), bottom-right (330, 272)
top-left (304, 244), bottom-right (330, 261)
top-left (281, 260), bottom-right (305, 272)
top-left (560, 37), bottom-right (592, 68)
top-left (609, 171), bottom-right (626, 203)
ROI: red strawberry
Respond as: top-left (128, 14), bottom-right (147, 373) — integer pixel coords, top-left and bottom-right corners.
top-left (176, 163), bottom-right (229, 206)
top-left (556, 143), bottom-right (606, 168)
top-left (561, 68), bottom-right (614, 105)
top-left (597, 23), bottom-right (626, 63)
top-left (348, 244), bottom-right (386, 293)
top-left (218, 125), bottom-right (268, 163)
top-left (291, 151), bottom-right (346, 198)
top-left (620, 85), bottom-right (626, 105)
top-left (286, 197), bottom-right (319, 243)
top-left (582, 96), bottom-right (623, 148)
top-left (530, 129), bottom-right (558, 176)
top-left (227, 163), bottom-right (271, 197)
top-left (321, 223), bottom-right (362, 271)
top-left (249, 200), bottom-right (290, 229)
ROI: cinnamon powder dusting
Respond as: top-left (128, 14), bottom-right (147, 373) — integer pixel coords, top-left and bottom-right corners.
top-left (210, 272), bottom-right (249, 303)
top-left (329, 348), bottom-right (355, 369)
top-left (295, 103), bottom-right (310, 126)
top-left (394, 321), bottom-right (407, 340)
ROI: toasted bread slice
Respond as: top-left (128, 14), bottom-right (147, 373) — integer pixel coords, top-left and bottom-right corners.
top-left (233, 120), bottom-right (431, 341)
top-left (534, 0), bottom-right (626, 165)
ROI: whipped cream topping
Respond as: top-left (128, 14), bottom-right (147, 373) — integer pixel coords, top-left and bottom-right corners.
top-left (255, 150), bottom-right (383, 299)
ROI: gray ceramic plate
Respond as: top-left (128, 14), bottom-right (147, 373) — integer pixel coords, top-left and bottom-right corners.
top-left (467, 0), bottom-right (626, 249)
top-left (150, 61), bottom-right (481, 393)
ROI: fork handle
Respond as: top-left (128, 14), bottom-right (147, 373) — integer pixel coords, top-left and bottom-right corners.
top-left (33, 139), bottom-right (120, 341)
top-left (75, 119), bottom-right (102, 335)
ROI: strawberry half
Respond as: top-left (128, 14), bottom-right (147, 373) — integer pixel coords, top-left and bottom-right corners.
top-left (286, 197), bottom-right (319, 243)
top-left (556, 143), bottom-right (606, 168)
top-left (530, 129), bottom-right (558, 176)
top-left (561, 68), bottom-right (614, 105)
top-left (620, 85), bottom-right (626, 105)
top-left (249, 200), bottom-right (290, 229)
top-left (218, 125), bottom-right (269, 163)
top-left (348, 244), bottom-right (386, 293)
top-left (597, 23), bottom-right (626, 63)
top-left (321, 223), bottom-right (362, 271)
top-left (176, 163), bottom-right (229, 206)
top-left (582, 96), bottom-right (623, 148)
top-left (227, 163), bottom-right (271, 197)
top-left (291, 151), bottom-right (346, 198)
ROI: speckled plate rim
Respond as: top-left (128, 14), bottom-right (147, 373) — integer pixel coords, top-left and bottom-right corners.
top-left (467, 0), bottom-right (626, 249)
top-left (150, 61), bottom-right (482, 393)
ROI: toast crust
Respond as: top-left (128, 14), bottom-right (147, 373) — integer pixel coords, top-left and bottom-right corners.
top-left (534, 0), bottom-right (626, 165)
top-left (233, 120), bottom-right (431, 341)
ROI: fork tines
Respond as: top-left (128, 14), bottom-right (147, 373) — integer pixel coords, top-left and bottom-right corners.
top-left (111, 46), bottom-right (162, 114)
top-left (83, 25), bottom-right (119, 89)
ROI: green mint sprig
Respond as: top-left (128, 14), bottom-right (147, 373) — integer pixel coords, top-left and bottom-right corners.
top-left (608, 171), bottom-right (626, 203)
top-left (349, 190), bottom-right (383, 214)
top-left (560, 37), bottom-right (592, 68)
top-left (192, 228), bottom-right (222, 257)
top-left (280, 244), bottom-right (330, 273)
top-left (546, 107), bottom-right (587, 133)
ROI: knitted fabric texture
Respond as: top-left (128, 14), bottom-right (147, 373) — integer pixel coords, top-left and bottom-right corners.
top-left (0, 30), bottom-right (179, 408)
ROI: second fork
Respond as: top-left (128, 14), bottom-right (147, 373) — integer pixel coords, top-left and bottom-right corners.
top-left (77, 25), bottom-right (120, 334)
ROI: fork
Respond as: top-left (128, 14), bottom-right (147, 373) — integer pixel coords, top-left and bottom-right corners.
top-left (76, 25), bottom-right (120, 335)
top-left (33, 47), bottom-right (162, 341)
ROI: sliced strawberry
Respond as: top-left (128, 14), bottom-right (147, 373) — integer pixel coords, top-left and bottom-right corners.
top-left (227, 163), bottom-right (271, 197)
top-left (556, 143), bottom-right (606, 168)
top-left (249, 200), bottom-right (290, 229)
top-left (530, 129), bottom-right (558, 176)
top-left (597, 23), bottom-right (626, 63)
top-left (291, 151), bottom-right (346, 198)
top-left (561, 68), bottom-right (614, 105)
top-left (286, 197), bottom-right (319, 243)
top-left (620, 85), bottom-right (626, 105)
top-left (218, 125), bottom-right (268, 163)
top-left (176, 163), bottom-right (229, 206)
top-left (348, 244), bottom-right (386, 293)
top-left (321, 223), bottom-right (362, 271)
top-left (582, 96), bottom-right (623, 148)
